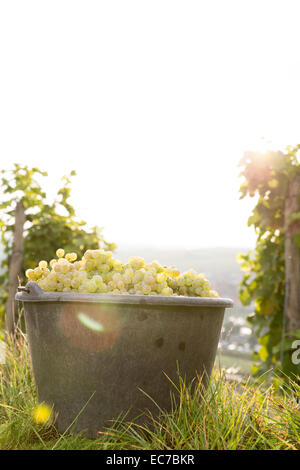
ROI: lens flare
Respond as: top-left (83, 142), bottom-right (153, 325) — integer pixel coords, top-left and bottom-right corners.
top-left (77, 313), bottom-right (104, 332)
top-left (33, 403), bottom-right (52, 424)
top-left (59, 304), bottom-right (121, 352)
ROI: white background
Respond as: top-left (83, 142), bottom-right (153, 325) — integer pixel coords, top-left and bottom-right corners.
top-left (1, 1), bottom-right (300, 249)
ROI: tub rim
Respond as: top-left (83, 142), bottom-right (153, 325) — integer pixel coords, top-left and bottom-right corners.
top-left (15, 281), bottom-right (234, 308)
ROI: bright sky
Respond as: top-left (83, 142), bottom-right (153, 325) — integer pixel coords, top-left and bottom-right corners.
top-left (1, 1), bottom-right (300, 249)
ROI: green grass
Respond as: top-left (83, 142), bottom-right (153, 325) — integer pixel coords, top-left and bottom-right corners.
top-left (0, 331), bottom-right (299, 450)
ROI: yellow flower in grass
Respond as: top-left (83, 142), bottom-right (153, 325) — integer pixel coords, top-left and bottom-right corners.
top-left (33, 403), bottom-right (52, 424)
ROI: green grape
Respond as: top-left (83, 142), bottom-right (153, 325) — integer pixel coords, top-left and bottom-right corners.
top-left (161, 287), bottom-right (173, 296)
top-left (122, 274), bottom-right (131, 284)
top-left (149, 261), bottom-right (161, 271)
top-left (83, 250), bottom-right (93, 260)
top-left (111, 288), bottom-right (121, 294)
top-left (71, 278), bottom-right (80, 289)
top-left (56, 248), bottom-right (64, 258)
top-left (192, 279), bottom-right (203, 289)
top-left (99, 263), bottom-right (110, 273)
top-left (65, 252), bottom-right (77, 262)
top-left (25, 269), bottom-right (35, 280)
top-left (80, 279), bottom-right (97, 293)
top-left (132, 271), bottom-right (144, 284)
top-left (92, 275), bottom-right (103, 287)
top-left (184, 277), bottom-right (193, 287)
top-left (128, 257), bottom-right (145, 270)
top-left (124, 268), bottom-right (134, 278)
top-left (78, 271), bottom-right (87, 280)
top-left (54, 264), bottom-right (62, 273)
top-left (113, 260), bottom-right (122, 271)
top-left (98, 283), bottom-right (108, 293)
top-left (156, 273), bottom-right (167, 283)
top-left (32, 247), bottom-right (218, 298)
top-left (63, 276), bottom-right (72, 288)
top-left (63, 286), bottom-right (72, 292)
top-left (141, 283), bottom-right (151, 295)
top-left (39, 260), bottom-right (48, 270)
top-left (171, 269), bottom-right (180, 277)
top-left (116, 280), bottom-right (125, 290)
top-left (144, 272), bottom-right (155, 285)
top-left (61, 264), bottom-right (70, 274)
top-left (179, 286), bottom-right (188, 296)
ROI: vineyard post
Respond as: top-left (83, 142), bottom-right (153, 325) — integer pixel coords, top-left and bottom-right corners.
top-left (284, 174), bottom-right (300, 335)
top-left (5, 201), bottom-right (25, 335)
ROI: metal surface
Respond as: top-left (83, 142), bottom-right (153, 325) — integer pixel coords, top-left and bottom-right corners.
top-left (16, 281), bottom-right (233, 307)
top-left (16, 281), bottom-right (233, 438)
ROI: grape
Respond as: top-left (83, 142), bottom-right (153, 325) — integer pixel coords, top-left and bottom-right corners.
top-left (132, 271), bottom-right (144, 284)
top-left (65, 252), bottom-right (77, 262)
top-left (113, 260), bottom-right (122, 271)
top-left (63, 287), bottom-right (72, 292)
top-left (54, 264), bottom-right (62, 273)
top-left (124, 268), bottom-right (134, 278)
top-left (30, 247), bottom-right (218, 298)
top-left (156, 273), bottom-right (167, 283)
top-left (25, 269), bottom-right (35, 280)
top-left (144, 272), bottom-right (155, 285)
top-left (98, 283), bottom-right (108, 293)
top-left (92, 275), bottom-right (103, 287)
top-left (99, 263), bottom-right (110, 273)
top-left (73, 261), bottom-right (82, 270)
top-left (171, 269), bottom-right (180, 277)
top-left (71, 278), bottom-right (80, 289)
top-left (141, 283), bottom-right (151, 295)
top-left (85, 260), bottom-right (94, 271)
top-left (122, 274), bottom-right (131, 284)
top-left (128, 257), bottom-right (145, 270)
top-left (161, 287), bottom-right (173, 296)
top-left (63, 276), bottom-right (72, 288)
top-left (56, 249), bottom-right (65, 258)
top-left (149, 261), bottom-right (161, 272)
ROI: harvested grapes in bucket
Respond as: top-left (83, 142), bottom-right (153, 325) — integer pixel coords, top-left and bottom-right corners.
top-left (25, 249), bottom-right (219, 297)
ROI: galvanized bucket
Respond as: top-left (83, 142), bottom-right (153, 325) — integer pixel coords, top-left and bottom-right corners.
top-left (16, 281), bottom-right (233, 438)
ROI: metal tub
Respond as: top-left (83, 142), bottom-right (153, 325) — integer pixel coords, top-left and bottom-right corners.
top-left (16, 281), bottom-right (233, 438)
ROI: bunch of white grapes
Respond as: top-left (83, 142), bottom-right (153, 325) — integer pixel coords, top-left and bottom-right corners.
top-left (25, 248), bottom-right (219, 297)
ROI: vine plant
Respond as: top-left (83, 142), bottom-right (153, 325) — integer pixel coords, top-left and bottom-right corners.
top-left (239, 145), bottom-right (300, 379)
top-left (0, 164), bottom-right (115, 329)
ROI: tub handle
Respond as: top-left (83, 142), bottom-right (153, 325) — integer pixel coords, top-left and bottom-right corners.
top-left (17, 286), bottom-right (30, 293)
top-left (16, 282), bottom-right (45, 299)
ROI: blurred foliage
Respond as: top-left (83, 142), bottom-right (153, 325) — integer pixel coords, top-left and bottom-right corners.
top-left (238, 145), bottom-right (300, 379)
top-left (0, 164), bottom-right (115, 327)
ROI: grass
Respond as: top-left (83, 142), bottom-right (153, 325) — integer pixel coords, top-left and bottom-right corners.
top-left (0, 331), bottom-right (299, 450)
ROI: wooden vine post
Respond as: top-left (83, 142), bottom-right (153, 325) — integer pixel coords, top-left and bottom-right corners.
top-left (5, 201), bottom-right (26, 335)
top-left (284, 173), bottom-right (300, 333)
